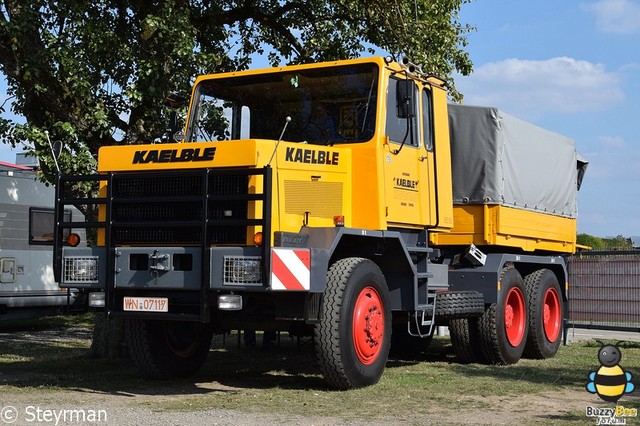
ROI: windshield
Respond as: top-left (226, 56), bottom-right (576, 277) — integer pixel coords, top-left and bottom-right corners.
top-left (186, 63), bottom-right (379, 145)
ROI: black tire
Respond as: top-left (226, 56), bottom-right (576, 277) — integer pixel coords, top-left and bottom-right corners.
top-left (435, 291), bottom-right (485, 321)
top-left (449, 318), bottom-right (487, 363)
top-left (477, 268), bottom-right (529, 365)
top-left (389, 322), bottom-right (433, 360)
top-left (314, 257), bottom-right (392, 389)
top-left (127, 319), bottom-right (214, 379)
top-left (523, 269), bottom-right (564, 359)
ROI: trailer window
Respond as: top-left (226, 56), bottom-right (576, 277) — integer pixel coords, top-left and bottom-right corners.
top-left (30, 208), bottom-right (70, 245)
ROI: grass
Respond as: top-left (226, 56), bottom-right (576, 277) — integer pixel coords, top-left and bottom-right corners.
top-left (1, 314), bottom-right (639, 425)
top-left (0, 312), bottom-right (95, 332)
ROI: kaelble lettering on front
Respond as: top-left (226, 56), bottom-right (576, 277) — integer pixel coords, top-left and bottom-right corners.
top-left (133, 147), bottom-right (216, 164)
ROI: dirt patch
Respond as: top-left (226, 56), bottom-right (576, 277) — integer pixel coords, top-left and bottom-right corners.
top-left (0, 385), bottom-right (612, 425)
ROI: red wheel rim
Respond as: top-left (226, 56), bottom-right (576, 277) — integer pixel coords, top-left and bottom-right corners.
top-left (542, 287), bottom-right (561, 342)
top-left (164, 323), bottom-right (201, 357)
top-left (503, 287), bottom-right (526, 347)
top-left (352, 285), bottom-right (385, 365)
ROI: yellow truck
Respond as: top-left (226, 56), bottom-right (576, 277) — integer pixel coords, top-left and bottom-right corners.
top-left (54, 56), bottom-right (586, 389)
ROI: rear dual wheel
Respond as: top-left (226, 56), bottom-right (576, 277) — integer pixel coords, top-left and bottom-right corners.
top-left (478, 267), bottom-right (528, 365)
top-left (523, 269), bottom-right (563, 359)
top-left (449, 317), bottom-right (486, 363)
top-left (315, 258), bottom-right (391, 389)
top-left (453, 267), bottom-right (563, 364)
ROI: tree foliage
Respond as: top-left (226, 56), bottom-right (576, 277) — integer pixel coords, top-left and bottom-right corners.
top-left (577, 233), bottom-right (634, 251)
top-left (0, 0), bottom-right (473, 182)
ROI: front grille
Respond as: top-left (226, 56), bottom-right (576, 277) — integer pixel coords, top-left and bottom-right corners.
top-left (112, 174), bottom-right (203, 197)
top-left (113, 202), bottom-right (203, 221)
top-left (54, 167), bottom-right (272, 315)
top-left (114, 227), bottom-right (204, 244)
top-left (110, 171), bottom-right (250, 245)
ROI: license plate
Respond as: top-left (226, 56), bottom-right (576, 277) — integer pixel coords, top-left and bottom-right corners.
top-left (123, 296), bottom-right (168, 313)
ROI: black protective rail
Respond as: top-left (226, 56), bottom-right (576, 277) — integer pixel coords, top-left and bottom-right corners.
top-left (54, 173), bottom-right (108, 283)
top-left (54, 167), bottom-right (272, 322)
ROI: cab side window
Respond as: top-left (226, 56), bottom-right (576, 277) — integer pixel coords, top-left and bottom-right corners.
top-left (422, 89), bottom-right (434, 151)
top-left (386, 77), bottom-right (419, 147)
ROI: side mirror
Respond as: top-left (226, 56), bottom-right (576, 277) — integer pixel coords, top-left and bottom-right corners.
top-left (162, 92), bottom-right (188, 142)
top-left (163, 92), bottom-right (187, 109)
top-left (396, 79), bottom-right (415, 119)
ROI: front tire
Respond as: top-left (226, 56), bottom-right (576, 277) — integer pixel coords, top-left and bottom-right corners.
top-left (127, 319), bottom-right (214, 379)
top-left (523, 269), bottom-right (563, 359)
top-left (315, 258), bottom-right (391, 389)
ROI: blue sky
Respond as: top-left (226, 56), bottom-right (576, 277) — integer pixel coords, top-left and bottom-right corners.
top-left (0, 0), bottom-right (638, 238)
top-left (456, 0), bottom-right (640, 238)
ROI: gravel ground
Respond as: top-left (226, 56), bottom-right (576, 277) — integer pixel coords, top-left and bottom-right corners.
top-left (0, 387), bottom-right (610, 426)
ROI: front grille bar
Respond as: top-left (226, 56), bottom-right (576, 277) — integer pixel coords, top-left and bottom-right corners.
top-left (54, 167), bottom-right (273, 322)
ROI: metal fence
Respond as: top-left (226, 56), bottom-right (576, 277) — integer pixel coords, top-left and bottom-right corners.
top-left (565, 251), bottom-right (640, 336)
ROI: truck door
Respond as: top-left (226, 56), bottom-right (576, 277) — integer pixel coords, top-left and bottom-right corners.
top-left (383, 77), bottom-right (429, 227)
top-left (417, 87), bottom-right (437, 227)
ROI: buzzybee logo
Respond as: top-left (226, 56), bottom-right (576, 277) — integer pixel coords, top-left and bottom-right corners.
top-left (586, 343), bottom-right (635, 403)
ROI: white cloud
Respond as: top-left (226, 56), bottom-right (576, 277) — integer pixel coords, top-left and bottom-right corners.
top-left (583, 0), bottom-right (640, 34)
top-left (456, 57), bottom-right (624, 118)
top-left (599, 135), bottom-right (625, 147)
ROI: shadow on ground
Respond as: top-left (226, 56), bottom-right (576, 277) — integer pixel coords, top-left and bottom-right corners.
top-left (1, 326), bottom-right (638, 397)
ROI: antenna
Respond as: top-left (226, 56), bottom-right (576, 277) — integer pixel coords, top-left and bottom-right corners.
top-left (44, 130), bottom-right (61, 174)
top-left (267, 116), bottom-right (291, 166)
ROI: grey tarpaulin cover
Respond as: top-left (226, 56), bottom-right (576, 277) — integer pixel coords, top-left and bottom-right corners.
top-left (448, 104), bottom-right (583, 218)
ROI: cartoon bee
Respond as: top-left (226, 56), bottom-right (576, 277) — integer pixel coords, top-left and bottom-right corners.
top-left (586, 343), bottom-right (635, 403)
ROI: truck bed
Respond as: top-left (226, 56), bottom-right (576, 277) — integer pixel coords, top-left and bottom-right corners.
top-left (430, 105), bottom-right (583, 253)
top-left (429, 204), bottom-right (577, 253)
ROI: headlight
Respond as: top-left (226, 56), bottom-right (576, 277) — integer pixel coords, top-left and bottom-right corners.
top-left (88, 292), bottom-right (105, 308)
top-left (223, 256), bottom-right (262, 285)
top-left (63, 256), bottom-right (99, 283)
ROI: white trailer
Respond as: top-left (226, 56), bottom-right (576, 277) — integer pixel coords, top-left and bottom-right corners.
top-left (0, 160), bottom-right (84, 320)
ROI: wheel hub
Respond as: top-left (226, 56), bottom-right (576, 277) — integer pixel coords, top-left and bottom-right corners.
top-left (505, 305), bottom-right (514, 329)
top-left (363, 306), bottom-right (383, 347)
top-left (353, 286), bottom-right (385, 365)
top-left (542, 288), bottom-right (561, 342)
top-left (543, 304), bottom-right (551, 325)
top-left (503, 287), bottom-right (525, 347)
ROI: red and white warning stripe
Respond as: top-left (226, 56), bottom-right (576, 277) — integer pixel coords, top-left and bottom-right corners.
top-left (270, 248), bottom-right (310, 291)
